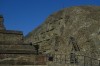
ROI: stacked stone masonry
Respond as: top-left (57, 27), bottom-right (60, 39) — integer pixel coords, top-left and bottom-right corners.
top-left (0, 15), bottom-right (36, 65)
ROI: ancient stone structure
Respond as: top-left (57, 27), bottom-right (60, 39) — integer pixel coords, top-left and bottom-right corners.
top-left (0, 15), bottom-right (36, 65)
top-left (0, 6), bottom-right (100, 66)
top-left (25, 6), bottom-right (100, 66)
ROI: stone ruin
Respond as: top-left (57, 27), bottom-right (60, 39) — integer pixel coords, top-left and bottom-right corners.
top-left (0, 16), bottom-right (45, 65)
top-left (0, 6), bottom-right (100, 66)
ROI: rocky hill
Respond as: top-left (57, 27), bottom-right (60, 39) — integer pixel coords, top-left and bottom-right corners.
top-left (25, 6), bottom-right (100, 59)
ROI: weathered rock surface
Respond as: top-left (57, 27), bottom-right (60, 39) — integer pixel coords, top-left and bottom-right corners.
top-left (25, 6), bottom-right (100, 59)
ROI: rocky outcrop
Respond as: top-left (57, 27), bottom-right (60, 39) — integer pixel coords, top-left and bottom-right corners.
top-left (25, 6), bottom-right (100, 60)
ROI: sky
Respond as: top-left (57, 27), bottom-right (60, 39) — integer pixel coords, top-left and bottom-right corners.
top-left (0, 0), bottom-right (100, 36)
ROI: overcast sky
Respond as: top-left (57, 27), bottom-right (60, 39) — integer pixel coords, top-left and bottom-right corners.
top-left (0, 0), bottom-right (100, 35)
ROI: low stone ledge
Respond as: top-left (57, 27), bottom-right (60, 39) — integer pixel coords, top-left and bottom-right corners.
top-left (0, 50), bottom-right (35, 54)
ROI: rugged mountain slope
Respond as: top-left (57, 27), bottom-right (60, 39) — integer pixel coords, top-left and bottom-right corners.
top-left (25, 6), bottom-right (100, 59)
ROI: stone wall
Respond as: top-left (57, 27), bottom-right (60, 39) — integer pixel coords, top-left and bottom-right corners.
top-left (0, 54), bottom-right (48, 65)
top-left (0, 30), bottom-right (23, 43)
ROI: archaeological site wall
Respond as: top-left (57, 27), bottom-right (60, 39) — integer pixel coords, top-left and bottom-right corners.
top-left (0, 15), bottom-right (37, 65)
top-left (0, 30), bottom-right (23, 43)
